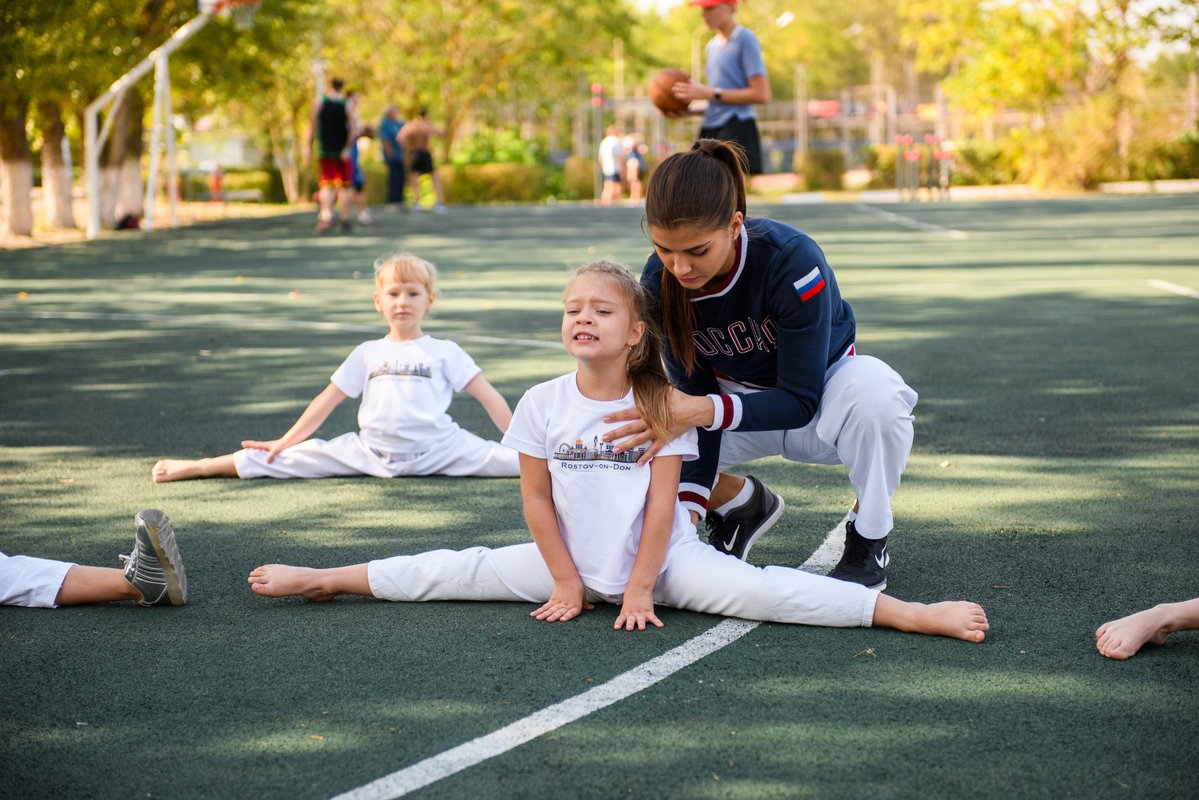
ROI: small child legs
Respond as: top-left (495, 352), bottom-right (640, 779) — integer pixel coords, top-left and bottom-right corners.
top-left (234, 430), bottom-right (520, 479)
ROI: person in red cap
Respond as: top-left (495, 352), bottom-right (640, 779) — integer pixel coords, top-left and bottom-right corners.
top-left (670, 0), bottom-right (770, 174)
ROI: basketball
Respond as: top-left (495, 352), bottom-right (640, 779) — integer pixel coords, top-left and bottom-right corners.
top-left (649, 68), bottom-right (691, 115)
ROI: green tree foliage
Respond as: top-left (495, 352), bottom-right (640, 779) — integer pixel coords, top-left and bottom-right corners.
top-left (326, 0), bottom-right (635, 158)
top-left (170, 0), bottom-right (332, 202)
top-left (901, 0), bottom-right (1086, 115)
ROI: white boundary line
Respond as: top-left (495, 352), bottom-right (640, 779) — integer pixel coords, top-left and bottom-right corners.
top-left (853, 203), bottom-right (969, 239)
top-left (0, 309), bottom-right (562, 350)
top-left (1148, 279), bottom-right (1199, 299)
top-left (330, 517), bottom-right (850, 800)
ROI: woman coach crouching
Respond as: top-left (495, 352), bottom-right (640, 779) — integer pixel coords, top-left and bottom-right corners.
top-left (603, 139), bottom-right (917, 590)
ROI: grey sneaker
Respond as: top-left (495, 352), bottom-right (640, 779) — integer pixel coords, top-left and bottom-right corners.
top-left (120, 509), bottom-right (187, 606)
top-left (829, 519), bottom-right (888, 590)
top-left (704, 475), bottom-right (785, 561)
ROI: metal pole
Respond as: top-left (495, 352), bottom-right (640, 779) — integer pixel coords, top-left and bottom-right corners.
top-left (592, 89), bottom-right (603, 204)
top-left (613, 38), bottom-right (624, 101)
top-left (143, 56), bottom-right (166, 231)
top-left (794, 64), bottom-right (807, 176)
top-left (164, 60), bottom-right (178, 228)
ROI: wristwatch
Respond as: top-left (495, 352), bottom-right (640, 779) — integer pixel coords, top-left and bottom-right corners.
top-left (713, 88), bottom-right (723, 101)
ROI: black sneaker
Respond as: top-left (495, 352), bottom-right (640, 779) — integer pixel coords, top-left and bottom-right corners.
top-left (704, 475), bottom-right (784, 561)
top-left (829, 519), bottom-right (888, 590)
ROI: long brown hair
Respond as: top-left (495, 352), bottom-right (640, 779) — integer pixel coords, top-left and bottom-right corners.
top-left (645, 138), bottom-right (747, 376)
top-left (568, 261), bottom-right (673, 443)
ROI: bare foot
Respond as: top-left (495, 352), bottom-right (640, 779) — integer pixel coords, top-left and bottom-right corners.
top-left (248, 564), bottom-right (337, 602)
top-left (918, 601), bottom-right (990, 643)
top-left (1096, 607), bottom-right (1170, 660)
top-left (152, 459), bottom-right (203, 483)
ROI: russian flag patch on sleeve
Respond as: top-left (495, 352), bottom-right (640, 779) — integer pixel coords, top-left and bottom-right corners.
top-left (793, 267), bottom-right (826, 302)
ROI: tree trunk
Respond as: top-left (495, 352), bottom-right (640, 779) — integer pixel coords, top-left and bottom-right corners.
top-left (38, 100), bottom-right (77, 230)
top-left (98, 94), bottom-right (131, 229)
top-left (115, 90), bottom-right (145, 221)
top-left (269, 124), bottom-right (299, 204)
top-left (0, 93), bottom-right (34, 238)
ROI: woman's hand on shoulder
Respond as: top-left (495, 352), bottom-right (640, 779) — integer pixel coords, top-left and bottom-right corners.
top-left (602, 387), bottom-right (714, 463)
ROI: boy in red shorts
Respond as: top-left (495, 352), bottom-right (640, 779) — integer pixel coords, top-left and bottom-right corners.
top-left (311, 78), bottom-right (355, 232)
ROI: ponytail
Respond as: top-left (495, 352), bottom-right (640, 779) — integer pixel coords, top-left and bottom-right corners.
top-left (645, 138), bottom-right (747, 375)
top-left (569, 261), bottom-right (673, 443)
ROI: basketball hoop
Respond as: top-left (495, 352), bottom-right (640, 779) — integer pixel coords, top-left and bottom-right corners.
top-left (199, 0), bottom-right (262, 31)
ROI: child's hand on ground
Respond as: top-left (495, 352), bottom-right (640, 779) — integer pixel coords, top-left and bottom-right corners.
top-left (615, 590), bottom-right (664, 631)
top-left (531, 578), bottom-right (592, 623)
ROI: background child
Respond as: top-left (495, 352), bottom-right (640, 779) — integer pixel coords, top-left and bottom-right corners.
top-left (1, 509), bottom-right (186, 608)
top-left (152, 253), bottom-right (519, 482)
top-left (247, 261), bottom-right (988, 645)
top-left (349, 120), bottom-right (374, 226)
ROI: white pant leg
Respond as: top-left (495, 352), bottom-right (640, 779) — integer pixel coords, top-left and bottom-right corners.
top-left (401, 429), bottom-right (520, 478)
top-left (655, 537), bottom-right (877, 627)
top-left (718, 355), bottom-right (916, 538)
top-left (802, 356), bottom-right (916, 537)
top-left (0, 551), bottom-right (74, 608)
top-left (367, 542), bottom-right (553, 602)
top-left (234, 432), bottom-right (393, 479)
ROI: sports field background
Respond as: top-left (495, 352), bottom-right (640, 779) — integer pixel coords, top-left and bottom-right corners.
top-left (1, 195), bottom-right (1196, 799)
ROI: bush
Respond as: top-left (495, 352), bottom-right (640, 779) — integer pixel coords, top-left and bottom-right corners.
top-left (1129, 130), bottom-right (1199, 181)
top-left (949, 140), bottom-right (1014, 186)
top-left (562, 156), bottom-right (596, 201)
top-left (440, 163), bottom-right (550, 204)
top-left (450, 130), bottom-right (549, 167)
top-left (1015, 99), bottom-right (1121, 189)
top-left (800, 148), bottom-right (845, 190)
top-left (359, 160), bottom-right (389, 205)
top-left (224, 168), bottom-right (287, 203)
top-left (182, 167), bottom-right (286, 203)
top-left (864, 145), bottom-right (897, 188)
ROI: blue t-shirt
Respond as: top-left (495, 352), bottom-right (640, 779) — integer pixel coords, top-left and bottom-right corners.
top-left (703, 26), bottom-right (766, 128)
top-left (378, 115), bottom-right (405, 163)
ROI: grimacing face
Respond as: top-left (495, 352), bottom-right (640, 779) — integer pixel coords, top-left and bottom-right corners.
top-left (561, 273), bottom-right (643, 366)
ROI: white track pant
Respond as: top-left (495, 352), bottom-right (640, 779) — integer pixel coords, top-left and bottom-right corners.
top-left (367, 536), bottom-right (878, 628)
top-left (0, 551), bottom-right (73, 608)
top-left (234, 429), bottom-right (520, 479)
top-left (718, 355), bottom-right (916, 539)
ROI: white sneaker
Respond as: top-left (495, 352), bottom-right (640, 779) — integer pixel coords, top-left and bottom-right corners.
top-left (357, 209), bottom-right (373, 225)
top-left (433, 203), bottom-right (446, 215)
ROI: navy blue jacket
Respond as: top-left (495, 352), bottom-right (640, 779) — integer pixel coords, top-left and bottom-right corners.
top-left (641, 217), bottom-right (855, 509)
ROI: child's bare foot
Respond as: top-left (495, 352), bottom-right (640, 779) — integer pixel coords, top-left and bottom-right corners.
top-left (1096, 607), bottom-right (1171, 660)
top-left (917, 601), bottom-right (989, 643)
top-left (248, 564), bottom-right (337, 602)
top-left (152, 459), bottom-right (203, 483)
top-left (873, 595), bottom-right (989, 642)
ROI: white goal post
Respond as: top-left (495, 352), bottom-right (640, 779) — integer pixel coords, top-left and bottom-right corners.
top-left (84, 2), bottom-right (262, 239)
top-left (84, 11), bottom-right (215, 239)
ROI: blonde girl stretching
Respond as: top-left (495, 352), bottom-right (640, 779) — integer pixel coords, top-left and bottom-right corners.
top-left (248, 262), bottom-right (988, 642)
top-left (152, 253), bottom-right (518, 482)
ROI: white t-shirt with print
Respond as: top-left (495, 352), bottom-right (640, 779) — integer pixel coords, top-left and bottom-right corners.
top-left (502, 372), bottom-right (699, 594)
top-left (331, 335), bottom-right (481, 454)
